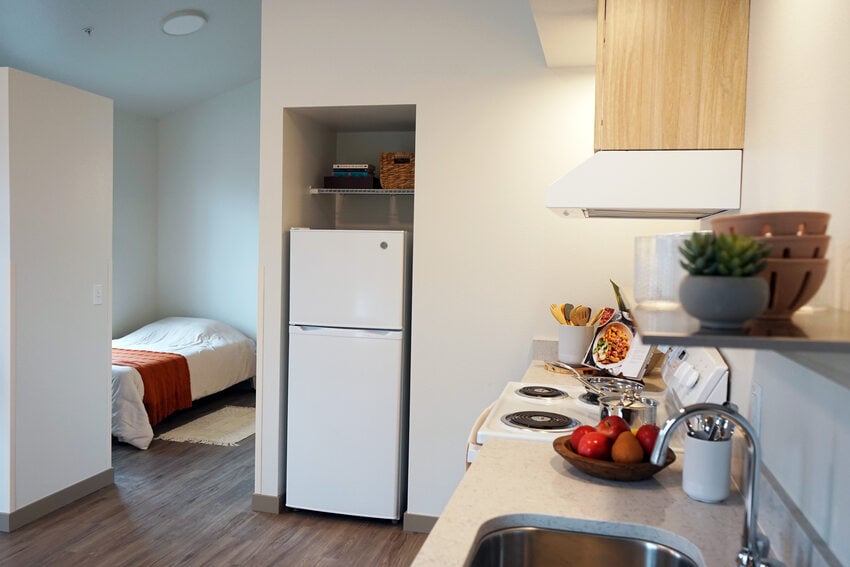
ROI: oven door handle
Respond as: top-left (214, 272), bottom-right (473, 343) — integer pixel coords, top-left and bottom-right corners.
top-left (466, 403), bottom-right (494, 469)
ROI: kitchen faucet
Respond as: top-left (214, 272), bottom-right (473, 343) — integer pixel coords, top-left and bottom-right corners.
top-left (650, 402), bottom-right (785, 567)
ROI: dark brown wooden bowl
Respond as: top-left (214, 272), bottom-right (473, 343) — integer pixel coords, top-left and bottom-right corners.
top-left (553, 435), bottom-right (676, 482)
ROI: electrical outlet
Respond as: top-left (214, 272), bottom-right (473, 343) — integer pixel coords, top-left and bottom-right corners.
top-left (750, 382), bottom-right (763, 435)
top-left (93, 284), bottom-right (103, 305)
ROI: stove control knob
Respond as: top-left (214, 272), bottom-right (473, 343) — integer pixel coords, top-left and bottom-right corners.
top-left (673, 361), bottom-right (694, 384)
top-left (683, 367), bottom-right (700, 388)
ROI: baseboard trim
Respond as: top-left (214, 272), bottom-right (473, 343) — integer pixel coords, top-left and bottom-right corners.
top-left (403, 512), bottom-right (438, 533)
top-left (252, 493), bottom-right (284, 514)
top-left (0, 468), bottom-right (114, 533)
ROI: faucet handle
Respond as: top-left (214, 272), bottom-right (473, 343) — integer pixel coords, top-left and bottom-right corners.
top-left (736, 534), bottom-right (786, 567)
top-left (756, 535), bottom-right (785, 567)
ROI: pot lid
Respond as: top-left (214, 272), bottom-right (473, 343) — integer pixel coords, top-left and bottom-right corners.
top-left (599, 393), bottom-right (658, 410)
top-left (585, 376), bottom-right (644, 394)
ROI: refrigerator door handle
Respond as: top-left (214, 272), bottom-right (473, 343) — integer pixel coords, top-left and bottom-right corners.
top-left (289, 325), bottom-right (403, 340)
top-left (292, 325), bottom-right (331, 331)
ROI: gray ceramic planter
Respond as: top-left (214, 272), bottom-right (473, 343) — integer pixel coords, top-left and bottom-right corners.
top-left (679, 275), bottom-right (769, 330)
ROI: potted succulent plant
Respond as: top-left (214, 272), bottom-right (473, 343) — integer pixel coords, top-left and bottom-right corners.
top-left (678, 232), bottom-right (771, 329)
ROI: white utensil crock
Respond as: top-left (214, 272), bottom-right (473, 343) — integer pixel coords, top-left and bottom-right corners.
top-left (683, 434), bottom-right (732, 503)
top-left (557, 325), bottom-right (594, 365)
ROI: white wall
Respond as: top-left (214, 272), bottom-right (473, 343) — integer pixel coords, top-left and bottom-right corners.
top-left (257, 1), bottom-right (696, 511)
top-left (1, 68), bottom-right (112, 511)
top-left (719, 2), bottom-right (850, 563)
top-left (741, 1), bottom-right (850, 311)
top-left (0, 69), bottom-right (11, 514)
top-left (113, 111), bottom-right (158, 338)
top-left (157, 80), bottom-right (260, 339)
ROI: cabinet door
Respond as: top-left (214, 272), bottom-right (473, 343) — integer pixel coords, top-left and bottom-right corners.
top-left (595, 0), bottom-right (750, 151)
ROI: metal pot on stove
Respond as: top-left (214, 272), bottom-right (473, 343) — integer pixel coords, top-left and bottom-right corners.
top-left (549, 362), bottom-right (655, 427)
top-left (582, 375), bottom-right (644, 396)
top-left (570, 371), bottom-right (645, 407)
top-left (599, 389), bottom-right (658, 429)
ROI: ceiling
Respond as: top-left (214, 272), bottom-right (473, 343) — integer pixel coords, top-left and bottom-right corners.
top-left (0, 0), bottom-right (261, 118)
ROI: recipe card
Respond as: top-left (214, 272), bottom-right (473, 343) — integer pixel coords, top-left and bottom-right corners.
top-left (582, 310), bottom-right (653, 379)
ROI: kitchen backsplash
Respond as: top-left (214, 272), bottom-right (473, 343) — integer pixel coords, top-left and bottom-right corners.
top-left (759, 468), bottom-right (841, 566)
top-left (532, 338), bottom-right (558, 362)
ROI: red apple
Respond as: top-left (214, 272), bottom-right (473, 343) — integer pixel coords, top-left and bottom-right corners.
top-left (569, 425), bottom-right (596, 452)
top-left (635, 424), bottom-right (661, 457)
top-left (596, 416), bottom-right (630, 442)
top-left (577, 431), bottom-right (612, 460)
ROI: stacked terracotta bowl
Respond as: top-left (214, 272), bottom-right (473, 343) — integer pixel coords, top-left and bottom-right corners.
top-left (710, 211), bottom-right (830, 319)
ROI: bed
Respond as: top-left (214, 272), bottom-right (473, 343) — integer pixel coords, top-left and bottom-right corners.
top-left (111, 317), bottom-right (256, 450)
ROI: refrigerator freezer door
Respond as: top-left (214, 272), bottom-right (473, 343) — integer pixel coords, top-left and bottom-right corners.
top-left (286, 325), bottom-right (406, 519)
top-left (289, 229), bottom-right (407, 330)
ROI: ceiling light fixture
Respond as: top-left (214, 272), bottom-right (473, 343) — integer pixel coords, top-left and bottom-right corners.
top-left (162, 9), bottom-right (208, 36)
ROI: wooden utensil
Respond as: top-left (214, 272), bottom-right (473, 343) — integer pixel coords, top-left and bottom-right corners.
top-left (544, 362), bottom-right (575, 374)
top-left (562, 303), bottom-right (574, 324)
top-left (570, 305), bottom-right (590, 326)
top-left (550, 304), bottom-right (568, 325)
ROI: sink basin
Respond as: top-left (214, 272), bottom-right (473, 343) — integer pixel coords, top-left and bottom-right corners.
top-left (466, 526), bottom-right (699, 567)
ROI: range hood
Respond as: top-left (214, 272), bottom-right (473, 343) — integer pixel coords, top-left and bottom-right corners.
top-left (545, 149), bottom-right (742, 219)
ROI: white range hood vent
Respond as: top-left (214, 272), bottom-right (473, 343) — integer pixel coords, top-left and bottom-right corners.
top-left (545, 150), bottom-right (742, 220)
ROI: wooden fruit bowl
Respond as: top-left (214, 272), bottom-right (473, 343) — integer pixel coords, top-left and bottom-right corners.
top-left (553, 435), bottom-right (676, 482)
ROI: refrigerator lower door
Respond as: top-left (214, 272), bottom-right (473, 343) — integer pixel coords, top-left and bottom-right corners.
top-left (286, 325), bottom-right (406, 519)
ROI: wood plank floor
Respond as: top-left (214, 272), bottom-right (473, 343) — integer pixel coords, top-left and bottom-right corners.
top-left (0, 385), bottom-right (428, 566)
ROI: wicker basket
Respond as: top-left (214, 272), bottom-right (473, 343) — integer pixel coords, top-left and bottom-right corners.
top-left (380, 152), bottom-right (415, 189)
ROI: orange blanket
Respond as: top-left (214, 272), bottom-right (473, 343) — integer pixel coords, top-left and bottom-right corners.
top-left (112, 348), bottom-right (192, 426)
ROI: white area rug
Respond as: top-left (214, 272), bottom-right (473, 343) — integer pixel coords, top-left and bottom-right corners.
top-left (157, 406), bottom-right (255, 446)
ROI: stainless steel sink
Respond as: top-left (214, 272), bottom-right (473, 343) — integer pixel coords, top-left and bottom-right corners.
top-left (466, 526), bottom-right (699, 567)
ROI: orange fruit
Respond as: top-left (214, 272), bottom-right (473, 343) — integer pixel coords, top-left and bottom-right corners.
top-left (611, 431), bottom-right (644, 464)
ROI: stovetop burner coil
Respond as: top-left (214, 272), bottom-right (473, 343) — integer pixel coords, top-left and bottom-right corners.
top-left (515, 385), bottom-right (568, 399)
top-left (578, 392), bottom-right (600, 406)
top-left (501, 411), bottom-right (580, 431)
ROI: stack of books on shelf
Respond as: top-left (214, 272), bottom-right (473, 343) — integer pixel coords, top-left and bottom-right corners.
top-left (323, 163), bottom-right (380, 189)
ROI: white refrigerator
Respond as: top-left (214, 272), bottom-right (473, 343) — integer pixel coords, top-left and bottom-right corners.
top-left (286, 228), bottom-right (410, 520)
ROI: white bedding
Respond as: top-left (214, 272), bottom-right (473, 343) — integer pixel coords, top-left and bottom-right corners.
top-left (111, 317), bottom-right (256, 450)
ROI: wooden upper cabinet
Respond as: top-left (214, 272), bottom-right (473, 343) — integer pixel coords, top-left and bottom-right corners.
top-left (594, 0), bottom-right (750, 150)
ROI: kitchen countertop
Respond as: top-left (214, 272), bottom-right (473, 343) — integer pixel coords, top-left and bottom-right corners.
top-left (411, 361), bottom-right (746, 567)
